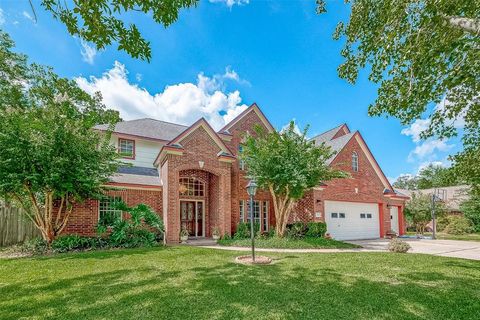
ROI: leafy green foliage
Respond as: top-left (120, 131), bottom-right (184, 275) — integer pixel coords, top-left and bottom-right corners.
top-left (242, 121), bottom-right (347, 236)
top-left (460, 192), bottom-right (480, 232)
top-left (443, 215), bottom-right (474, 235)
top-left (388, 239), bottom-right (411, 253)
top-left (51, 235), bottom-right (108, 253)
top-left (97, 201), bottom-right (164, 247)
top-left (40, 0), bottom-right (199, 61)
top-left (393, 164), bottom-right (461, 189)
top-left (404, 192), bottom-right (447, 234)
top-left (0, 31), bottom-right (121, 242)
top-left (233, 222), bottom-right (260, 239)
top-left (318, 0), bottom-right (479, 140)
top-left (286, 222), bottom-right (308, 239)
top-left (317, 1), bottom-right (480, 196)
top-left (305, 222), bottom-right (327, 238)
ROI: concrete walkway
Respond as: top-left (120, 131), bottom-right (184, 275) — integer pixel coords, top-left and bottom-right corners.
top-left (191, 238), bottom-right (480, 260)
top-left (347, 238), bottom-right (480, 261)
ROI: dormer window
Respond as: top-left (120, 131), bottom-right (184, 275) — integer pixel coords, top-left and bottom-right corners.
top-left (118, 138), bottom-right (135, 159)
top-left (352, 151), bottom-right (359, 172)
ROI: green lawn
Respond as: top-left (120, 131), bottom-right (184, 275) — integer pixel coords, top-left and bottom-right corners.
top-left (406, 231), bottom-right (480, 242)
top-left (218, 237), bottom-right (360, 249)
top-left (1, 247), bottom-right (479, 320)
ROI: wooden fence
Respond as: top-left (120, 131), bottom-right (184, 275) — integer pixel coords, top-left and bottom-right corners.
top-left (0, 206), bottom-right (41, 247)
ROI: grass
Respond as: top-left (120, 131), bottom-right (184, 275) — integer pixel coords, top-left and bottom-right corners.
top-left (1, 247), bottom-right (479, 319)
top-left (218, 237), bottom-right (360, 249)
top-left (406, 231), bottom-right (480, 242)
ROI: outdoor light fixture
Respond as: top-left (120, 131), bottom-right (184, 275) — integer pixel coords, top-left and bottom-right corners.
top-left (246, 179), bottom-right (258, 197)
top-left (246, 179), bottom-right (258, 262)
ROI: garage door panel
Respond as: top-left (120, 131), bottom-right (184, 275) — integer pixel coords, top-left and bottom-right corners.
top-left (325, 201), bottom-right (379, 240)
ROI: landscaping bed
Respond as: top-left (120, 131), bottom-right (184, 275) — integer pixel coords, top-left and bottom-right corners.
top-left (218, 237), bottom-right (359, 249)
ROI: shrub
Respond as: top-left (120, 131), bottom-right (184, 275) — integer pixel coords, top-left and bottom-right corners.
top-left (286, 222), bottom-right (307, 239)
top-left (305, 222), bottom-right (327, 238)
top-left (20, 238), bottom-right (48, 255)
top-left (97, 201), bottom-right (164, 248)
top-left (233, 222), bottom-right (260, 239)
top-left (443, 216), bottom-right (474, 235)
top-left (388, 239), bottom-right (411, 253)
top-left (51, 235), bottom-right (108, 253)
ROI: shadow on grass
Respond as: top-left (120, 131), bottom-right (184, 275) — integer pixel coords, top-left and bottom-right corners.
top-left (0, 248), bottom-right (479, 319)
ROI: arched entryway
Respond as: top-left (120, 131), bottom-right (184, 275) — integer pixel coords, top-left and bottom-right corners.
top-left (178, 169), bottom-right (221, 239)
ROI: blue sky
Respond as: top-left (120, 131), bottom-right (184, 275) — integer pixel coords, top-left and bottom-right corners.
top-left (0, 0), bottom-right (463, 181)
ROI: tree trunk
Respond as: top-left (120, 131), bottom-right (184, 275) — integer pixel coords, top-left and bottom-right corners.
top-left (20, 188), bottom-right (73, 245)
top-left (269, 185), bottom-right (296, 237)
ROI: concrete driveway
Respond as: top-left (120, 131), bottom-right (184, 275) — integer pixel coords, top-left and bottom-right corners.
top-left (347, 238), bottom-right (480, 261)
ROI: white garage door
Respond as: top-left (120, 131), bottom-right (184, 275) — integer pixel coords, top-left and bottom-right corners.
top-left (325, 201), bottom-right (380, 240)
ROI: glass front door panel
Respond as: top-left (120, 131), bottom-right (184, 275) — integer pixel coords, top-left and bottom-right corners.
top-left (180, 201), bottom-right (204, 237)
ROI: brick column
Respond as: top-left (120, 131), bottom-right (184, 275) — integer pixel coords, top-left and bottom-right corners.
top-left (378, 202), bottom-right (384, 238)
top-left (398, 205), bottom-right (405, 235)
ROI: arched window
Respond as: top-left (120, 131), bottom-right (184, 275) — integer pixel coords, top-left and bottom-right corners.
top-left (352, 152), bottom-right (359, 172)
top-left (179, 177), bottom-right (205, 196)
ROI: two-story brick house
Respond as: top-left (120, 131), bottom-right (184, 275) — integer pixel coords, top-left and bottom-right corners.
top-left (63, 103), bottom-right (407, 243)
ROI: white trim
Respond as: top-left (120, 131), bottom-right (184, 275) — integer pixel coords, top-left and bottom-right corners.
top-left (222, 105), bottom-right (274, 133)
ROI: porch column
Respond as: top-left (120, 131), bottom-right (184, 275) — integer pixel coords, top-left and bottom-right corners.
top-left (378, 202), bottom-right (384, 238)
top-left (398, 205), bottom-right (405, 235)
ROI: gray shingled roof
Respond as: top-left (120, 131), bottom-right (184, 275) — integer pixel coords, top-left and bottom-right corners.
top-left (309, 124), bottom-right (345, 145)
top-left (117, 166), bottom-right (159, 176)
top-left (310, 126), bottom-right (355, 164)
top-left (95, 118), bottom-right (188, 141)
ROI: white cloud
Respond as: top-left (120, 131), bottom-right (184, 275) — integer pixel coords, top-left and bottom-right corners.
top-left (135, 73), bottom-right (142, 82)
top-left (0, 8), bottom-right (5, 26)
top-left (22, 11), bottom-right (35, 23)
top-left (80, 41), bottom-right (97, 65)
top-left (280, 119), bottom-right (302, 135)
top-left (407, 139), bottom-right (453, 162)
top-left (209, 0), bottom-right (250, 8)
top-left (401, 118), bottom-right (430, 143)
top-left (75, 61), bottom-right (249, 130)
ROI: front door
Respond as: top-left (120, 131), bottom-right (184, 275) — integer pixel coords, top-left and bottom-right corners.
top-left (180, 201), bottom-right (204, 237)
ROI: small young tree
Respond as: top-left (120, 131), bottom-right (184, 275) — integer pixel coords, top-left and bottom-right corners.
top-left (460, 191), bottom-right (480, 233)
top-left (0, 32), bottom-right (121, 244)
top-left (404, 192), bottom-right (447, 234)
top-left (242, 122), bottom-right (347, 237)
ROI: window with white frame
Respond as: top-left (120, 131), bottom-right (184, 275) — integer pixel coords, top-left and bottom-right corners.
top-left (179, 177), bottom-right (205, 197)
top-left (118, 138), bottom-right (135, 158)
top-left (99, 196), bottom-right (123, 226)
top-left (262, 201), bottom-right (269, 231)
top-left (238, 145), bottom-right (246, 170)
top-left (239, 200), bottom-right (245, 222)
top-left (352, 151), bottom-right (359, 172)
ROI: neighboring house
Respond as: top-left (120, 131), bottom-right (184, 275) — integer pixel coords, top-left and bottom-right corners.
top-left (64, 103), bottom-right (408, 242)
top-left (395, 186), bottom-right (470, 215)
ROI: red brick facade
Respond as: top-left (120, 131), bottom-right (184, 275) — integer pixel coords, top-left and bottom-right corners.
top-left (65, 104), bottom-right (406, 242)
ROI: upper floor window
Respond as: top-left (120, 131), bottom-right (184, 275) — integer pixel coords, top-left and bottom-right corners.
top-left (118, 138), bottom-right (135, 159)
top-left (238, 145), bottom-right (246, 170)
top-left (179, 177), bottom-right (205, 197)
top-left (352, 151), bottom-right (359, 172)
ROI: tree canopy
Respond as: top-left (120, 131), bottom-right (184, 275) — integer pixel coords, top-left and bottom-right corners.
top-left (404, 192), bottom-right (447, 234)
top-left (393, 163), bottom-right (461, 190)
top-left (39, 0), bottom-right (199, 61)
top-left (242, 122), bottom-right (347, 236)
top-left (317, 0), bottom-right (479, 199)
top-left (0, 31), bottom-right (120, 243)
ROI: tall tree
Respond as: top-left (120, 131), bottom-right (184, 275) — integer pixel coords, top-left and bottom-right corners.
top-left (38, 0), bottom-right (199, 61)
top-left (404, 192), bottom-right (447, 234)
top-left (241, 122), bottom-right (347, 237)
top-left (317, 0), bottom-right (479, 191)
top-left (0, 31), bottom-right (121, 244)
